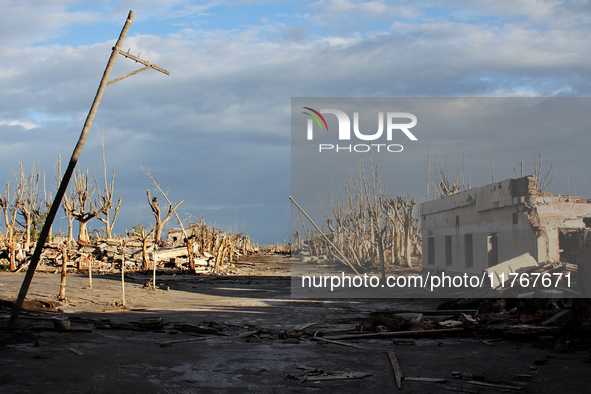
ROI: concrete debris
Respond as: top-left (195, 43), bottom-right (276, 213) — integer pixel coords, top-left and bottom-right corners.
top-left (139, 317), bottom-right (163, 330)
top-left (485, 253), bottom-right (539, 289)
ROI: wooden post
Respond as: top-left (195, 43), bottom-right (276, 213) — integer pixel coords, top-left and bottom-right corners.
top-left (142, 235), bottom-right (150, 271)
top-left (7, 10), bottom-right (135, 330)
top-left (88, 255), bottom-right (93, 289)
top-left (58, 245), bottom-right (67, 301)
top-left (152, 245), bottom-right (157, 291)
top-left (120, 241), bottom-right (127, 308)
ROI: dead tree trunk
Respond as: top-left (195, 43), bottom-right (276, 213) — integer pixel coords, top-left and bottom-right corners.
top-left (133, 227), bottom-right (155, 271)
top-left (17, 161), bottom-right (41, 252)
top-left (42, 172), bottom-right (54, 244)
top-left (403, 198), bottom-right (417, 268)
top-left (96, 131), bottom-right (122, 239)
top-left (1, 182), bottom-right (23, 271)
top-left (214, 236), bottom-right (222, 271)
top-left (147, 190), bottom-right (182, 243)
top-left (186, 234), bottom-right (197, 272)
top-left (58, 155), bottom-right (76, 244)
top-left (69, 169), bottom-right (107, 243)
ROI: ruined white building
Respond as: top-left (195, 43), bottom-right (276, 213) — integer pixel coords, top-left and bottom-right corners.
top-left (420, 175), bottom-right (591, 275)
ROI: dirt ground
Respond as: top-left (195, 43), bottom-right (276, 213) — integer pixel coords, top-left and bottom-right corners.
top-left (1, 254), bottom-right (590, 393)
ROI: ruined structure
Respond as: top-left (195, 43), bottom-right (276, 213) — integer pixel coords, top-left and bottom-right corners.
top-left (167, 225), bottom-right (199, 245)
top-left (420, 175), bottom-right (591, 276)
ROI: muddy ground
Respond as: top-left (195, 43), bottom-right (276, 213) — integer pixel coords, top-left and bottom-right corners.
top-left (1, 254), bottom-right (590, 393)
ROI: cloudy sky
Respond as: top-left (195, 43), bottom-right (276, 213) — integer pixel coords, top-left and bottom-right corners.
top-left (1, 1), bottom-right (591, 245)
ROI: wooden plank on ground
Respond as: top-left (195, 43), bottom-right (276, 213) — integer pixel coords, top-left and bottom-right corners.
top-left (325, 328), bottom-right (464, 340)
top-left (388, 352), bottom-right (403, 390)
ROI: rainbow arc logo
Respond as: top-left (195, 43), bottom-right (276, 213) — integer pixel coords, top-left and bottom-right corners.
top-left (302, 107), bottom-right (328, 131)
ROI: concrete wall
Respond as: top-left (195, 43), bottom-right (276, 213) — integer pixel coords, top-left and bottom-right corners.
top-left (421, 201), bottom-right (538, 275)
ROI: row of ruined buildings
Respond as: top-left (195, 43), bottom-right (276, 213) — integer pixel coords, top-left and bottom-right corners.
top-left (420, 175), bottom-right (591, 284)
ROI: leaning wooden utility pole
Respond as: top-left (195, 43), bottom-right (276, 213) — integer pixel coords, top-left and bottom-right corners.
top-left (8, 10), bottom-right (169, 330)
top-left (289, 196), bottom-right (360, 275)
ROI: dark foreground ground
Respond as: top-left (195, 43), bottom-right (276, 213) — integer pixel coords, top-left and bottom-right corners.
top-left (1, 254), bottom-right (590, 393)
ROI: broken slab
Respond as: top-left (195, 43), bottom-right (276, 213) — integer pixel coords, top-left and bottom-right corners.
top-left (155, 243), bottom-right (200, 260)
top-left (485, 253), bottom-right (539, 289)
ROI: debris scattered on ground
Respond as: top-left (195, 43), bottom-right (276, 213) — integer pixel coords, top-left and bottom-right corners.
top-left (285, 366), bottom-right (372, 384)
top-left (67, 348), bottom-right (84, 356)
top-left (465, 380), bottom-right (524, 390)
top-left (443, 387), bottom-right (479, 394)
top-left (404, 377), bottom-right (447, 383)
top-left (156, 336), bottom-right (213, 347)
top-left (311, 336), bottom-right (370, 350)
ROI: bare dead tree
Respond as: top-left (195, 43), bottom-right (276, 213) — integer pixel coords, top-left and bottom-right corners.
top-left (533, 153), bottom-right (558, 193)
top-left (16, 161), bottom-right (41, 252)
top-left (132, 226), bottom-right (155, 271)
top-left (61, 185), bottom-right (77, 244)
top-left (70, 169), bottom-right (107, 242)
top-left (316, 155), bottom-right (421, 276)
top-left (214, 233), bottom-right (227, 272)
top-left (513, 154), bottom-right (558, 193)
top-left (0, 181), bottom-right (24, 271)
top-left (146, 190), bottom-right (183, 243)
top-left (382, 194), bottom-right (418, 269)
top-left (402, 197), bottom-right (418, 268)
top-left (484, 146), bottom-right (495, 184)
top-left (57, 155), bottom-right (76, 244)
top-left (430, 149), bottom-right (468, 198)
top-left (41, 172), bottom-right (54, 244)
top-left (141, 167), bottom-right (188, 274)
top-left (95, 131), bottom-right (122, 239)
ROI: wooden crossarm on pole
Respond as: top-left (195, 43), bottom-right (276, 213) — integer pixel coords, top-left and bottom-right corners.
top-left (107, 49), bottom-right (170, 85)
top-left (107, 65), bottom-right (150, 86)
top-left (117, 49), bottom-right (170, 75)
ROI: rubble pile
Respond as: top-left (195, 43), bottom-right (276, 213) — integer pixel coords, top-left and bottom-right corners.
top-left (0, 235), bottom-right (259, 275)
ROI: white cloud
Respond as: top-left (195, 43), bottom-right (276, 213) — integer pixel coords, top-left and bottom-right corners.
top-left (0, 119), bottom-right (36, 130)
